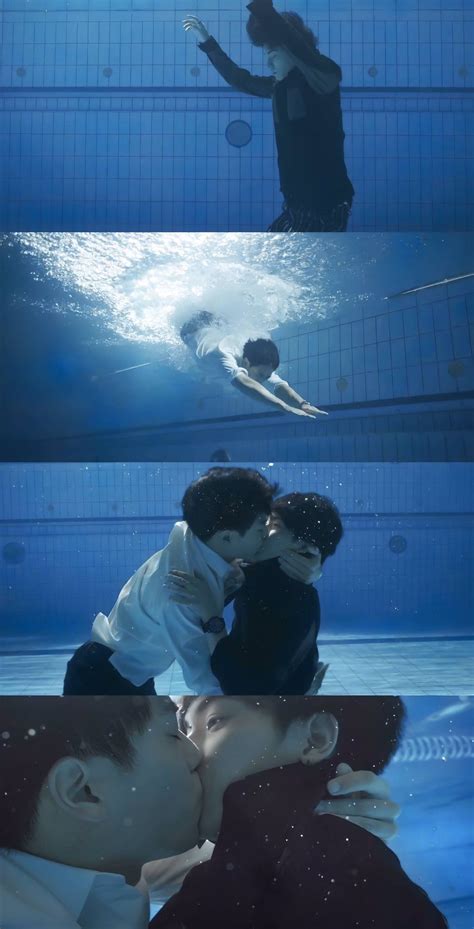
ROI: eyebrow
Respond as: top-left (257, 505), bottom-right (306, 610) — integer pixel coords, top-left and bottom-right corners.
top-left (182, 698), bottom-right (213, 731)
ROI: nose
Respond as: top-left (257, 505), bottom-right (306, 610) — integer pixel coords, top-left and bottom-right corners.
top-left (181, 732), bottom-right (202, 771)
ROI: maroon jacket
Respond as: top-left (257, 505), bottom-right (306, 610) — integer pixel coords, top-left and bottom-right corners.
top-left (150, 763), bottom-right (447, 929)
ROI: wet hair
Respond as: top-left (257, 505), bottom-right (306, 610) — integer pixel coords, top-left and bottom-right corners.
top-left (182, 467), bottom-right (279, 542)
top-left (180, 696), bottom-right (405, 774)
top-left (247, 11), bottom-right (318, 51)
top-left (273, 492), bottom-right (343, 563)
top-left (0, 696), bottom-right (153, 851)
top-left (242, 338), bottom-right (280, 371)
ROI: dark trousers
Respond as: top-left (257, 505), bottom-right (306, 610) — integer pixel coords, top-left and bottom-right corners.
top-left (63, 641), bottom-right (157, 695)
top-left (268, 200), bottom-right (352, 232)
top-left (180, 310), bottom-right (217, 344)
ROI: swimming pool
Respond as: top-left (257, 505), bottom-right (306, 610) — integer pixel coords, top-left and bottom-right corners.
top-left (1, 0), bottom-right (472, 232)
top-left (2, 232), bottom-right (473, 462)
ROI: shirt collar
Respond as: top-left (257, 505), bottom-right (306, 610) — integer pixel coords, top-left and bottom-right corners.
top-left (4, 850), bottom-right (145, 924)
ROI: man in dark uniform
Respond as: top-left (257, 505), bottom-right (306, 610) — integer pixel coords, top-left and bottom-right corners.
top-left (183, 1), bottom-right (354, 231)
top-left (167, 492), bottom-right (343, 695)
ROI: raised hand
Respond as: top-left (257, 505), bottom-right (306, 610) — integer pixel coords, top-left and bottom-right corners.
top-left (278, 548), bottom-right (322, 584)
top-left (183, 15), bottom-right (210, 44)
top-left (317, 762), bottom-right (401, 842)
top-left (166, 569), bottom-right (221, 619)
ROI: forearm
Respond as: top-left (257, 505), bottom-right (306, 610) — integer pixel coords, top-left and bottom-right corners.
top-left (274, 381), bottom-right (307, 408)
top-left (162, 605), bottom-right (224, 693)
top-left (233, 372), bottom-right (289, 410)
top-left (199, 36), bottom-right (274, 97)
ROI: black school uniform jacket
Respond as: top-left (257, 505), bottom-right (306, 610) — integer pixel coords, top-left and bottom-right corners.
top-left (198, 0), bottom-right (355, 212)
top-left (151, 764), bottom-right (448, 929)
top-left (211, 558), bottom-right (320, 694)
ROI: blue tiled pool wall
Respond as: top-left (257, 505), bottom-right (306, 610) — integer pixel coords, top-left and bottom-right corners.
top-left (22, 272), bottom-right (473, 462)
top-left (1, 461), bottom-right (472, 636)
top-left (388, 695), bottom-right (473, 929)
top-left (1, 0), bottom-right (473, 231)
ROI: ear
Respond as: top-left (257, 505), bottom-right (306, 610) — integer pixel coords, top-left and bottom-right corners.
top-left (46, 757), bottom-right (106, 823)
top-left (299, 712), bottom-right (339, 766)
top-left (242, 356), bottom-right (250, 368)
top-left (217, 530), bottom-right (235, 546)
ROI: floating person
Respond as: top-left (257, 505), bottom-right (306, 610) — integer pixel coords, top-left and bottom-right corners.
top-left (167, 491), bottom-right (343, 695)
top-left (180, 310), bottom-right (327, 418)
top-left (0, 696), bottom-right (406, 929)
top-left (62, 467), bottom-right (323, 697)
top-left (183, 1), bottom-right (355, 232)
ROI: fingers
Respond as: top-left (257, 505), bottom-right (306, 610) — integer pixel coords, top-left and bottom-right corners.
top-left (316, 797), bottom-right (400, 822)
top-left (321, 814), bottom-right (398, 843)
top-left (168, 570), bottom-right (193, 581)
top-left (169, 592), bottom-right (194, 605)
top-left (327, 769), bottom-right (392, 800)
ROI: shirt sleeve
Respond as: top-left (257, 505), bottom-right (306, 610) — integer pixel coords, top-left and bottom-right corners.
top-left (199, 36), bottom-right (275, 98)
top-left (155, 600), bottom-right (224, 694)
top-left (266, 371), bottom-right (288, 388)
top-left (218, 349), bottom-right (248, 381)
top-left (246, 0), bottom-right (342, 94)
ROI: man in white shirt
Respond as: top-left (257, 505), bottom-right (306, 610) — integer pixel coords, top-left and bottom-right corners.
top-left (0, 696), bottom-right (401, 929)
top-left (63, 467), bottom-right (278, 696)
top-left (0, 696), bottom-right (201, 929)
top-left (180, 310), bottom-right (327, 419)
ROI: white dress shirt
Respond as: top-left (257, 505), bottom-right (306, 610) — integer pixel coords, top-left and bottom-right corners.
top-left (188, 326), bottom-right (289, 390)
top-left (91, 521), bottom-right (230, 693)
top-left (0, 850), bottom-right (149, 929)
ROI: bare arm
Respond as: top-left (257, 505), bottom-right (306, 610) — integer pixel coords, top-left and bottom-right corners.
top-left (274, 381), bottom-right (328, 417)
top-left (233, 371), bottom-right (316, 417)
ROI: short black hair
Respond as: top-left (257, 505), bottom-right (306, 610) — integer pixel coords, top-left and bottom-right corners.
top-left (0, 696), bottom-right (153, 851)
top-left (182, 467), bottom-right (279, 542)
top-left (273, 492), bottom-right (343, 563)
top-left (242, 338), bottom-right (280, 371)
top-left (247, 11), bottom-right (318, 51)
top-left (180, 696), bottom-right (405, 775)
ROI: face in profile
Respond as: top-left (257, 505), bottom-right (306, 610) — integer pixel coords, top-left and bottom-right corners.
top-left (182, 698), bottom-right (335, 842)
top-left (90, 700), bottom-right (203, 865)
top-left (216, 513), bottom-right (270, 561)
top-left (264, 45), bottom-right (295, 81)
top-left (251, 510), bottom-right (314, 562)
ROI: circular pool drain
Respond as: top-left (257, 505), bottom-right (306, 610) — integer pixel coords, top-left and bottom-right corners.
top-left (2, 542), bottom-right (26, 564)
top-left (448, 360), bottom-right (465, 378)
top-left (389, 535), bottom-right (407, 554)
top-left (225, 120), bottom-right (252, 148)
top-left (336, 377), bottom-right (349, 392)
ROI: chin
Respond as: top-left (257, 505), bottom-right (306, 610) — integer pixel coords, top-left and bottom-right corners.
top-left (198, 808), bottom-right (221, 845)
